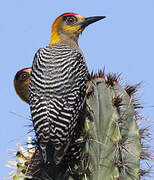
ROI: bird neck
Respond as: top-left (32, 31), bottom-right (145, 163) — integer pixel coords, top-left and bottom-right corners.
top-left (49, 29), bottom-right (79, 48)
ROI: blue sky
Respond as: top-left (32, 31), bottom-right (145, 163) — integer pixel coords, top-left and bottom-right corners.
top-left (0, 0), bottom-right (153, 179)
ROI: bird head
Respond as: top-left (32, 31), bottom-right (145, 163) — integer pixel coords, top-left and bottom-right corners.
top-left (49, 12), bottom-right (106, 46)
top-left (14, 68), bottom-right (31, 104)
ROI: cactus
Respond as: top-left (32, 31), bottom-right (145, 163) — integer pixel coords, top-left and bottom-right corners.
top-left (5, 137), bottom-right (35, 180)
top-left (84, 72), bottom-right (142, 180)
top-left (7, 71), bottom-right (151, 180)
top-left (68, 71), bottom-right (143, 180)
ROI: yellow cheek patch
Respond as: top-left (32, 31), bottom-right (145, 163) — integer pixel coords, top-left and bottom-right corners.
top-left (63, 15), bottom-right (85, 33)
top-left (49, 17), bottom-right (61, 45)
top-left (63, 24), bottom-right (81, 32)
top-left (22, 80), bottom-right (29, 89)
top-left (77, 15), bottom-right (85, 22)
top-left (49, 31), bottom-right (61, 45)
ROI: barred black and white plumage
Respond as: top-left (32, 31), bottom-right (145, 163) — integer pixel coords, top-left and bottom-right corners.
top-left (29, 44), bottom-right (88, 165)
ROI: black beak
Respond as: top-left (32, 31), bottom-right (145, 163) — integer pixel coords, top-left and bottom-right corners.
top-left (80, 16), bottom-right (106, 28)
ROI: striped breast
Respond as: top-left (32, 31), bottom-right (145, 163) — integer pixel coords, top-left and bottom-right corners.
top-left (29, 44), bottom-right (88, 163)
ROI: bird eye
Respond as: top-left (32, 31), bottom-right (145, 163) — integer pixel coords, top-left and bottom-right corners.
top-left (65, 16), bottom-right (77, 25)
top-left (19, 72), bottom-right (28, 81)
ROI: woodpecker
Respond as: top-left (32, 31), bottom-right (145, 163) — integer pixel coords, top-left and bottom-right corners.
top-left (29, 12), bottom-right (105, 165)
top-left (14, 67), bottom-right (85, 164)
top-left (14, 68), bottom-right (31, 104)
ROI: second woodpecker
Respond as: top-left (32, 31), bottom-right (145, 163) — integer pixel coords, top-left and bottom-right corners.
top-left (29, 12), bottom-right (105, 165)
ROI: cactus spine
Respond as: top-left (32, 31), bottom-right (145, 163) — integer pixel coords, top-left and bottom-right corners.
top-left (83, 72), bottom-right (142, 180)
top-left (8, 71), bottom-right (148, 180)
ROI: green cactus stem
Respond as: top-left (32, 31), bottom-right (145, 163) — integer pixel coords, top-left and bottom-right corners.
top-left (83, 72), bottom-right (142, 180)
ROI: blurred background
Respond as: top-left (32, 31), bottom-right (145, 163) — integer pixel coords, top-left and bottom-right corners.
top-left (0, 0), bottom-right (153, 179)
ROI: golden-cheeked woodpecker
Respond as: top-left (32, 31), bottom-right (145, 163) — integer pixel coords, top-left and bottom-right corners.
top-left (14, 68), bottom-right (31, 104)
top-left (29, 12), bottom-right (105, 166)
